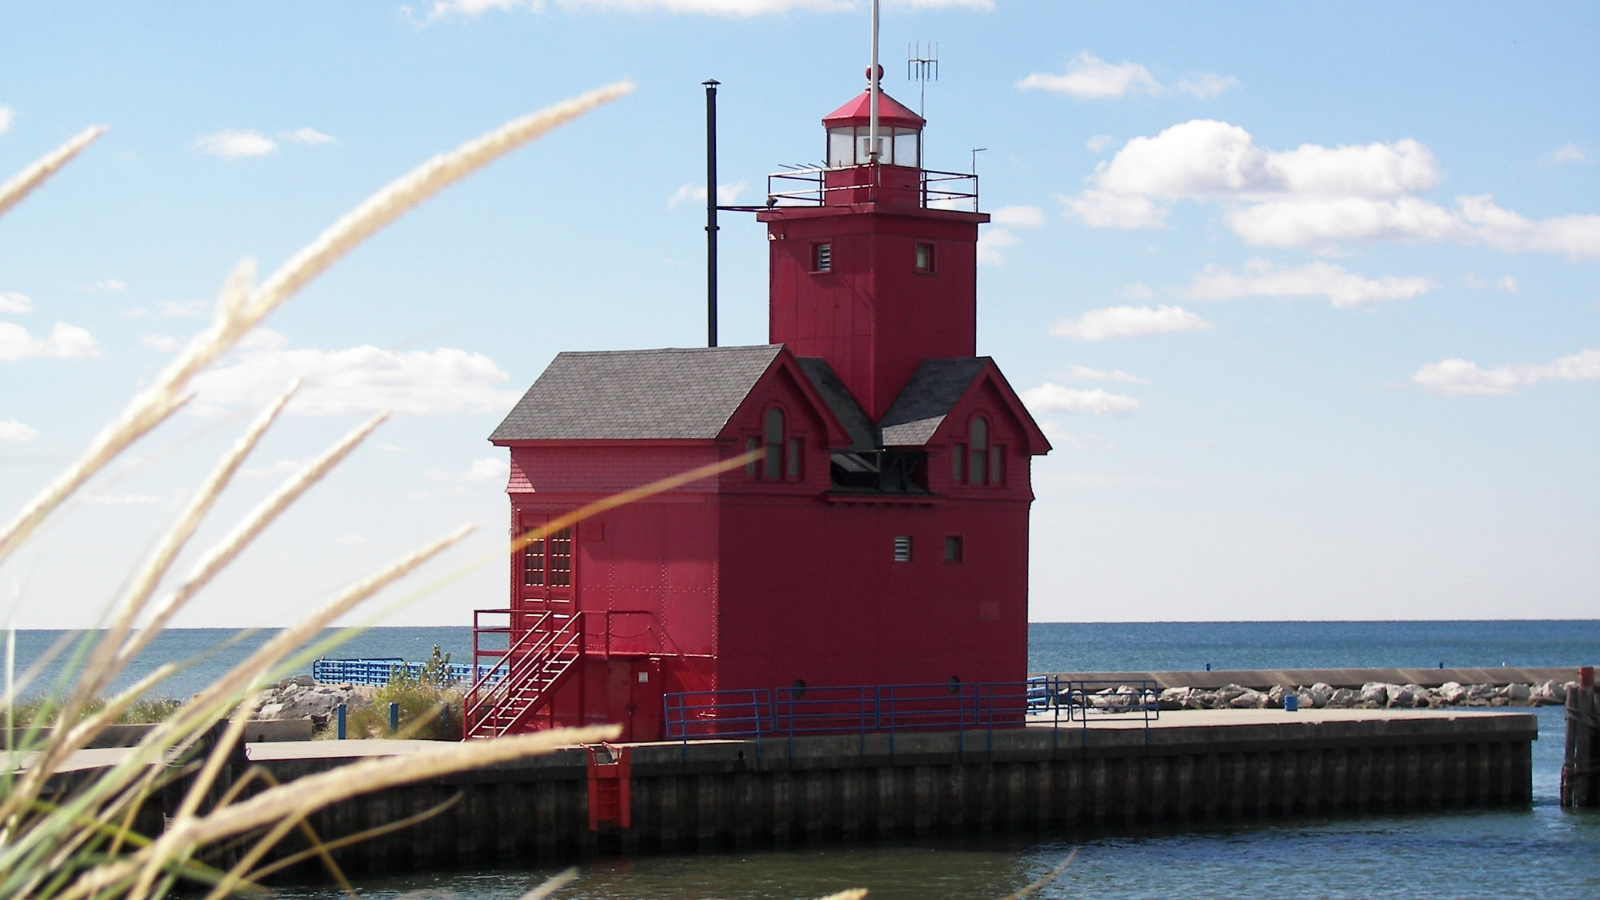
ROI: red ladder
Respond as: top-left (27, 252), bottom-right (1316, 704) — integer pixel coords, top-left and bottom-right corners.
top-left (586, 744), bottom-right (632, 830)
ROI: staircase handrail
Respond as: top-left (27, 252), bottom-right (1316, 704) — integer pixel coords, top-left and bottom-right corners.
top-left (488, 618), bottom-right (587, 735)
top-left (466, 610), bottom-right (573, 730)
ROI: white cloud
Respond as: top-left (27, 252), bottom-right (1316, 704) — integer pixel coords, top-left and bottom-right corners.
top-left (141, 333), bottom-right (181, 353)
top-left (426, 456), bottom-right (510, 485)
top-left (978, 205), bottom-right (1045, 264)
top-left (1412, 348), bottom-right (1600, 397)
top-left (0, 105), bottom-right (12, 134)
top-left (1174, 72), bottom-right (1242, 100)
top-left (1020, 383), bottom-right (1140, 416)
top-left (1059, 188), bottom-right (1167, 229)
top-left (189, 340), bottom-right (522, 416)
top-left (1063, 119), bottom-right (1600, 258)
top-left (667, 181), bottom-right (747, 209)
top-left (1551, 143), bottom-right (1588, 163)
top-left (427, 0), bottom-right (858, 20)
top-left (886, 0), bottom-right (993, 7)
top-left (1463, 272), bottom-right (1519, 293)
top-left (81, 493), bottom-right (164, 506)
top-left (196, 130), bottom-right (277, 158)
top-left (1062, 364), bottom-right (1148, 384)
top-left (159, 300), bottom-right (213, 318)
top-left (243, 458), bottom-right (310, 478)
top-left (990, 205), bottom-right (1045, 228)
top-left (1017, 53), bottom-right (1160, 100)
top-left (336, 534), bottom-right (367, 545)
top-left (976, 227), bottom-right (1018, 266)
top-left (1048, 304), bottom-right (1211, 341)
top-left (1018, 53), bottom-right (1238, 102)
top-left (1086, 134), bottom-right (1114, 153)
top-left (281, 127), bottom-right (337, 145)
top-left (0, 321), bottom-right (100, 360)
top-left (1183, 259), bottom-right (1434, 308)
top-left (0, 419), bottom-right (39, 442)
top-left (79, 279), bottom-right (126, 291)
top-left (0, 292), bottom-right (33, 313)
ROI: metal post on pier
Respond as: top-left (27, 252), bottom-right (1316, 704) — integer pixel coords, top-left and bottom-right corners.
top-left (1562, 665), bottom-right (1596, 809)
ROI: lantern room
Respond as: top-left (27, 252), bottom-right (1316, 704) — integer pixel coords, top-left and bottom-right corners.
top-left (823, 70), bottom-right (925, 169)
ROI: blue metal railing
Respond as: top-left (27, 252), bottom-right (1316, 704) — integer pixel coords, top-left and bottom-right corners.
top-left (311, 657), bottom-right (502, 687)
top-left (661, 677), bottom-right (1161, 757)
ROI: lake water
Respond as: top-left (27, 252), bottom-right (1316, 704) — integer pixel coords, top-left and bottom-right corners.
top-left (10, 622), bottom-right (1599, 898)
top-left (11, 619), bottom-right (1599, 700)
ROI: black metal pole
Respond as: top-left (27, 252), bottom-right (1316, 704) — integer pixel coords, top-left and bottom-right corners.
top-left (704, 79), bottom-right (720, 349)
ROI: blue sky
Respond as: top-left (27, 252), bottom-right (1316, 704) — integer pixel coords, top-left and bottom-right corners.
top-left (1, 1), bottom-right (1596, 629)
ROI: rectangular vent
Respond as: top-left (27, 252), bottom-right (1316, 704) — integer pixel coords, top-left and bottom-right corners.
top-left (814, 242), bottom-right (832, 272)
top-left (893, 535), bottom-right (912, 563)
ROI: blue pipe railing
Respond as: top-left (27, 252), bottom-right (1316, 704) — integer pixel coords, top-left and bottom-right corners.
top-left (660, 677), bottom-right (1160, 757)
top-left (311, 657), bottom-right (503, 687)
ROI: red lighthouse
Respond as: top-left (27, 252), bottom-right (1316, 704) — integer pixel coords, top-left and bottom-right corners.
top-left (468, 69), bottom-right (1050, 741)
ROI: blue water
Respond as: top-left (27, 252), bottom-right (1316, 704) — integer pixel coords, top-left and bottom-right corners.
top-left (13, 622), bottom-right (1600, 897)
top-left (1026, 619), bottom-right (1600, 673)
top-left (11, 620), bottom-right (1596, 700)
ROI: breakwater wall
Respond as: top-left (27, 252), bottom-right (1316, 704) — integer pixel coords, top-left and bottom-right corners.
top-left (1044, 666), bottom-right (1579, 692)
top-left (251, 709), bottom-right (1533, 876)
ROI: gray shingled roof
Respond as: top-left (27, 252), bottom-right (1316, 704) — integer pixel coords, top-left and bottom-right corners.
top-left (795, 357), bottom-right (877, 453)
top-left (877, 358), bottom-right (992, 447)
top-left (490, 345), bottom-right (783, 442)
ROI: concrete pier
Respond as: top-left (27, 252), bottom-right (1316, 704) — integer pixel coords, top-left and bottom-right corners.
top-left (244, 708), bottom-right (1534, 877)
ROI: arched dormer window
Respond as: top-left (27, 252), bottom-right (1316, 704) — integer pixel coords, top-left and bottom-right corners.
top-left (968, 417), bottom-right (987, 485)
top-left (951, 415), bottom-right (1003, 487)
top-left (764, 407), bottom-right (785, 479)
top-left (746, 406), bottom-right (803, 482)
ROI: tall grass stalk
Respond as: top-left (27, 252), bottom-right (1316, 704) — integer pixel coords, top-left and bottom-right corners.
top-left (0, 84), bottom-right (635, 900)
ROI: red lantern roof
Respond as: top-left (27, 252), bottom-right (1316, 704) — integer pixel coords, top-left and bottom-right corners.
top-left (821, 89), bottom-right (925, 130)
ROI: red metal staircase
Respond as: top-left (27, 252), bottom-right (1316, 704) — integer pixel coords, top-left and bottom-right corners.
top-left (465, 610), bottom-right (584, 739)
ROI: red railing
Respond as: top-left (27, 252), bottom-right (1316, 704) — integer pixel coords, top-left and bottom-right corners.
top-left (466, 607), bottom-right (713, 738)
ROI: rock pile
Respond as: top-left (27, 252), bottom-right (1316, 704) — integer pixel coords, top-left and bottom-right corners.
top-left (253, 676), bottom-right (376, 727)
top-left (1156, 679), bottom-right (1574, 711)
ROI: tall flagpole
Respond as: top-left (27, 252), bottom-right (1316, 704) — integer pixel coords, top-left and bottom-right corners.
top-left (868, 0), bottom-right (880, 162)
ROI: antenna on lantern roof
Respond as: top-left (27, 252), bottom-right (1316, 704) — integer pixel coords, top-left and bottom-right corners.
top-left (907, 41), bottom-right (939, 118)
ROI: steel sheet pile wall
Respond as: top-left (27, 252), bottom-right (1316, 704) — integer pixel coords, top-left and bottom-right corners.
top-left (255, 712), bottom-right (1534, 877)
top-left (1562, 667), bottom-right (1597, 809)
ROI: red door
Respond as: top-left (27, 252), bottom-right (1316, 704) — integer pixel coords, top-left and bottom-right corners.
top-left (518, 514), bottom-right (576, 631)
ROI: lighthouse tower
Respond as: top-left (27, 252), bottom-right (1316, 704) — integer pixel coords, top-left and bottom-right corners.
top-left (761, 68), bottom-right (989, 421)
top-left (473, 68), bottom-right (1049, 741)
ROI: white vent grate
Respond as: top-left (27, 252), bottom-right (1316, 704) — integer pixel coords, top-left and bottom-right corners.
top-left (893, 535), bottom-right (912, 562)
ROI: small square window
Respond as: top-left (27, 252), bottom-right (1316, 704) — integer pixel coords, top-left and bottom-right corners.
top-left (944, 536), bottom-right (963, 563)
top-left (814, 242), bottom-right (832, 272)
top-left (893, 535), bottom-right (912, 563)
top-left (915, 242), bottom-right (935, 273)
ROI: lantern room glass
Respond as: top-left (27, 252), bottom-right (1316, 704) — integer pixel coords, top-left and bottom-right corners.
top-left (826, 126), bottom-right (921, 168)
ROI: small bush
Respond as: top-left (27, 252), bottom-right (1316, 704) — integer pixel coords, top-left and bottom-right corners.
top-left (314, 646), bottom-right (464, 740)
